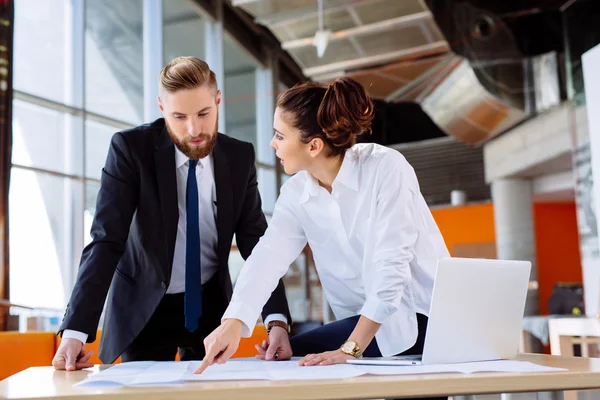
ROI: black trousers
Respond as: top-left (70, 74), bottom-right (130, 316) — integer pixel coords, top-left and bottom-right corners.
top-left (290, 313), bottom-right (447, 400)
top-left (121, 274), bottom-right (226, 362)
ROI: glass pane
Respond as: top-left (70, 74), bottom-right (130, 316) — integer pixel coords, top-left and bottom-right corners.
top-left (163, 0), bottom-right (205, 63)
top-left (85, 0), bottom-right (144, 124)
top-left (12, 100), bottom-right (83, 176)
top-left (224, 34), bottom-right (257, 147)
top-left (228, 247), bottom-right (245, 286)
top-left (85, 119), bottom-right (117, 180)
top-left (258, 167), bottom-right (277, 215)
top-left (355, 0), bottom-right (424, 25)
top-left (283, 251), bottom-right (311, 323)
top-left (563, 1), bottom-right (600, 105)
top-left (14, 0), bottom-right (65, 103)
top-left (286, 8), bottom-right (354, 39)
top-left (9, 169), bottom-right (79, 309)
top-left (84, 182), bottom-right (101, 246)
top-left (255, 68), bottom-right (276, 166)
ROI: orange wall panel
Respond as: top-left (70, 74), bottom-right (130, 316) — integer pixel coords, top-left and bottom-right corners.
top-left (533, 203), bottom-right (583, 315)
top-left (431, 203), bottom-right (495, 254)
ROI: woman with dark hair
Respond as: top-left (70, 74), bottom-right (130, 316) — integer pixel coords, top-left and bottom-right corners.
top-left (196, 77), bottom-right (449, 376)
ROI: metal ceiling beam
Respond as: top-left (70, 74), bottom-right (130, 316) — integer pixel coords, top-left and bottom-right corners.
top-left (345, 6), bottom-right (366, 57)
top-left (346, 6), bottom-right (363, 25)
top-left (232, 0), bottom-right (261, 6)
top-left (223, 65), bottom-right (257, 77)
top-left (162, 13), bottom-right (202, 26)
top-left (303, 40), bottom-right (449, 77)
top-left (254, 0), bottom-right (384, 26)
top-left (311, 70), bottom-right (348, 82)
top-left (282, 11), bottom-right (433, 50)
top-left (312, 53), bottom-right (448, 82)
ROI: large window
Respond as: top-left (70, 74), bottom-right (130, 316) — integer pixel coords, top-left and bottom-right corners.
top-left (10, 99), bottom-right (84, 308)
top-left (85, 0), bottom-right (144, 125)
top-left (224, 34), bottom-right (258, 148)
top-left (13, 0), bottom-right (66, 104)
top-left (10, 0), bottom-right (304, 321)
top-left (163, 0), bottom-right (206, 63)
top-left (10, 0), bottom-right (135, 309)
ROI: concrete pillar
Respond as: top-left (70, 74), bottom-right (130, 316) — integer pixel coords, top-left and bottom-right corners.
top-left (143, 0), bottom-right (163, 122)
top-left (580, 44), bottom-right (600, 317)
top-left (491, 178), bottom-right (539, 316)
top-left (204, 0), bottom-right (225, 132)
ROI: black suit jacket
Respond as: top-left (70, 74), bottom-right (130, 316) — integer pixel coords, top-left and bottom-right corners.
top-left (59, 118), bottom-right (291, 363)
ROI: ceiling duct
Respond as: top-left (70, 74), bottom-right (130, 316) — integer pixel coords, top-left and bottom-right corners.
top-left (413, 0), bottom-right (566, 144)
top-left (403, 52), bottom-right (561, 144)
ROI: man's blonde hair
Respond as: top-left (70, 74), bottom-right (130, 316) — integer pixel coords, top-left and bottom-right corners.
top-left (159, 56), bottom-right (218, 94)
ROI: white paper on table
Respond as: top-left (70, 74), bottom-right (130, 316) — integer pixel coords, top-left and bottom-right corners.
top-left (355, 360), bottom-right (567, 376)
top-left (74, 361), bottom-right (189, 387)
top-left (74, 359), bottom-right (566, 387)
top-left (185, 359), bottom-right (363, 381)
top-left (459, 360), bottom-right (567, 374)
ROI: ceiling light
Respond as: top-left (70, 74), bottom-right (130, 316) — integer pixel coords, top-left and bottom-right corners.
top-left (313, 29), bottom-right (331, 58)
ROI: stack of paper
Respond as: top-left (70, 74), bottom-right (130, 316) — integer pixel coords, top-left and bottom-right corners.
top-left (75, 361), bottom-right (189, 386)
top-left (74, 359), bottom-right (567, 387)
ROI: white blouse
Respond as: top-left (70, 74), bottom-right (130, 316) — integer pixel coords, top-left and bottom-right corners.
top-left (223, 143), bottom-right (450, 356)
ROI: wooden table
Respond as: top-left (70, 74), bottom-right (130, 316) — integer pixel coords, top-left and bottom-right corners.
top-left (2, 354), bottom-right (600, 400)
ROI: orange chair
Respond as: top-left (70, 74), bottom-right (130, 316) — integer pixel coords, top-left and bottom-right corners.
top-left (235, 324), bottom-right (268, 358)
top-left (0, 332), bottom-right (56, 381)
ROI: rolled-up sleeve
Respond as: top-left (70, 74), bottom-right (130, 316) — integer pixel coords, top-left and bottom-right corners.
top-left (222, 186), bottom-right (307, 337)
top-left (360, 152), bottom-right (419, 324)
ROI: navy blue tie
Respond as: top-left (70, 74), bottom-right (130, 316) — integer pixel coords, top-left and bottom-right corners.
top-left (185, 159), bottom-right (202, 332)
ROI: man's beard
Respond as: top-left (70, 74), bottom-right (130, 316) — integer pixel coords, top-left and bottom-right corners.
top-left (166, 117), bottom-right (218, 160)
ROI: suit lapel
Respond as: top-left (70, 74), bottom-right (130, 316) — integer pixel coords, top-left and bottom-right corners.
top-left (213, 135), bottom-right (233, 260)
top-left (154, 126), bottom-right (179, 270)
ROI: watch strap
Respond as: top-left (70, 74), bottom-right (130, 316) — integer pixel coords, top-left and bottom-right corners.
top-left (267, 320), bottom-right (290, 334)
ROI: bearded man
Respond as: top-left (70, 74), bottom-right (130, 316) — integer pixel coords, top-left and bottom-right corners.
top-left (52, 56), bottom-right (292, 369)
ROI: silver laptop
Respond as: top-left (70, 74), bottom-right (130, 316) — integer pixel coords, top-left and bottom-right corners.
top-left (349, 257), bottom-right (531, 366)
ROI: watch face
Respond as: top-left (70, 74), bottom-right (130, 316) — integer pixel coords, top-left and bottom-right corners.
top-left (342, 341), bottom-right (356, 353)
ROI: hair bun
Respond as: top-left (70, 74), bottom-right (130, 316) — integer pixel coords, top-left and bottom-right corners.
top-left (317, 77), bottom-right (374, 151)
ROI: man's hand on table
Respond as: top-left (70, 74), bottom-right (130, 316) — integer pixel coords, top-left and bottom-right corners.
top-left (52, 338), bottom-right (94, 371)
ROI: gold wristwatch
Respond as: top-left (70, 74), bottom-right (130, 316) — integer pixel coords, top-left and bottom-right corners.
top-left (340, 340), bottom-right (363, 359)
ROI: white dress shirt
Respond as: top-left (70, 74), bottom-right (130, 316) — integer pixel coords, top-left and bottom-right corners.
top-left (63, 147), bottom-right (284, 344)
top-left (223, 143), bottom-right (450, 356)
top-left (169, 148), bottom-right (219, 292)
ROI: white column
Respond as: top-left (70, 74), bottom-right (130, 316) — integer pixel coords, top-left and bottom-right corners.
top-left (583, 44), bottom-right (600, 247)
top-left (65, 0), bottom-right (83, 109)
top-left (64, 0), bottom-right (85, 305)
top-left (581, 43), bottom-right (600, 317)
top-left (255, 67), bottom-right (275, 165)
top-left (491, 178), bottom-right (539, 316)
top-left (204, 14), bottom-right (225, 132)
top-left (143, 0), bottom-right (163, 122)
